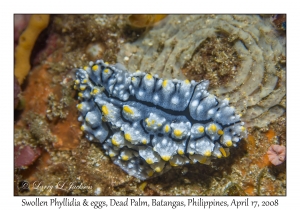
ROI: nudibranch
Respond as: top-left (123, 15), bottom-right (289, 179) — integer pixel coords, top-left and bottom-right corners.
top-left (74, 60), bottom-right (247, 180)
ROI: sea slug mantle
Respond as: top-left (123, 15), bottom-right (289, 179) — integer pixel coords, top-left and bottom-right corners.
top-left (74, 60), bottom-right (247, 180)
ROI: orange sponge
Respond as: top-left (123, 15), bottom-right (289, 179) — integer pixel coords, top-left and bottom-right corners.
top-left (14, 14), bottom-right (50, 85)
top-left (127, 14), bottom-right (167, 28)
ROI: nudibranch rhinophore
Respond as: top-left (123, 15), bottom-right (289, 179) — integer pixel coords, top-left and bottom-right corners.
top-left (74, 60), bottom-right (247, 180)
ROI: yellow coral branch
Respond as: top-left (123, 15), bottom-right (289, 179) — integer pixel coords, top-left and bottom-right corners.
top-left (14, 14), bottom-right (50, 85)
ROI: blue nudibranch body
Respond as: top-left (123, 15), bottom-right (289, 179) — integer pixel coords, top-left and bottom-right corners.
top-left (75, 60), bottom-right (247, 180)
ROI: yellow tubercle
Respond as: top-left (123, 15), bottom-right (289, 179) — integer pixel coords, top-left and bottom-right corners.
top-left (83, 66), bottom-right (89, 70)
top-left (142, 139), bottom-right (147, 144)
top-left (147, 170), bottom-right (154, 177)
top-left (111, 137), bottom-right (119, 146)
top-left (219, 147), bottom-right (227, 157)
top-left (161, 155), bottom-right (171, 161)
top-left (131, 77), bottom-right (136, 81)
top-left (174, 129), bottom-right (183, 137)
top-left (104, 69), bottom-right (109, 74)
top-left (184, 79), bottom-right (190, 84)
top-left (109, 152), bottom-right (116, 157)
top-left (145, 118), bottom-right (155, 126)
top-left (77, 104), bottom-right (83, 110)
top-left (14, 15), bottom-right (50, 85)
top-left (92, 65), bottom-right (99, 71)
top-left (73, 85), bottom-right (77, 90)
top-left (241, 126), bottom-right (246, 132)
top-left (170, 161), bottom-right (178, 167)
top-left (164, 125), bottom-right (170, 133)
top-left (75, 79), bottom-right (80, 84)
top-left (101, 105), bottom-right (109, 116)
top-left (80, 85), bottom-right (86, 91)
top-left (209, 124), bottom-right (217, 132)
top-left (145, 74), bottom-right (153, 80)
top-left (225, 140), bottom-right (233, 147)
top-left (162, 80), bottom-right (168, 88)
top-left (198, 126), bottom-right (204, 133)
top-left (104, 62), bottom-right (109, 65)
top-left (199, 157), bottom-right (207, 164)
top-left (80, 125), bottom-right (85, 131)
top-left (124, 133), bottom-right (132, 142)
top-left (123, 105), bottom-right (134, 114)
top-left (92, 88), bottom-right (99, 95)
top-left (138, 182), bottom-right (148, 191)
top-left (178, 149), bottom-right (184, 155)
top-left (154, 166), bottom-right (162, 173)
top-left (121, 155), bottom-right (129, 161)
top-left (78, 92), bottom-right (83, 97)
top-left (82, 79), bottom-right (87, 83)
top-left (217, 130), bottom-right (224, 135)
top-left (204, 150), bottom-right (211, 157)
top-left (146, 158), bottom-right (154, 164)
